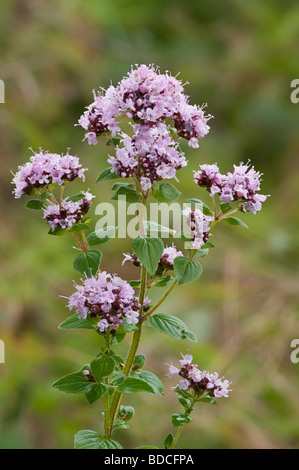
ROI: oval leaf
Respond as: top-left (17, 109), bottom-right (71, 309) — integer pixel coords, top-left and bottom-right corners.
top-left (147, 313), bottom-right (197, 342)
top-left (53, 371), bottom-right (92, 394)
top-left (74, 430), bottom-right (122, 449)
top-left (173, 257), bottom-right (202, 285)
top-left (90, 355), bottom-right (115, 382)
top-left (96, 167), bottom-right (119, 183)
top-left (73, 249), bottom-right (102, 277)
top-left (132, 236), bottom-right (164, 276)
top-left (116, 377), bottom-right (155, 394)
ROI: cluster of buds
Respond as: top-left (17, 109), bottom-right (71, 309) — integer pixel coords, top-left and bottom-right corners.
top-left (108, 123), bottom-right (187, 187)
top-left (43, 192), bottom-right (94, 231)
top-left (67, 272), bottom-right (143, 331)
top-left (168, 354), bottom-right (232, 399)
top-left (193, 162), bottom-right (268, 214)
top-left (182, 206), bottom-right (214, 250)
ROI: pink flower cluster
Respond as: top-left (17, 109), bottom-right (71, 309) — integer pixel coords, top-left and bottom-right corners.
top-left (182, 206), bottom-right (214, 249)
top-left (167, 354), bottom-right (232, 399)
top-left (123, 244), bottom-right (183, 270)
top-left (12, 149), bottom-right (87, 199)
top-left (108, 123), bottom-right (187, 186)
top-left (43, 192), bottom-right (94, 231)
top-left (193, 162), bottom-right (268, 214)
top-left (67, 272), bottom-right (141, 331)
top-left (79, 64), bottom-right (211, 148)
top-left (78, 65), bottom-right (211, 188)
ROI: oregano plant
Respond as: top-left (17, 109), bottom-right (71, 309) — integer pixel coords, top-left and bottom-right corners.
top-left (11, 65), bottom-right (268, 449)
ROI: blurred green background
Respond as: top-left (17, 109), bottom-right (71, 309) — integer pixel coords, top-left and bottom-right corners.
top-left (1, 0), bottom-right (299, 449)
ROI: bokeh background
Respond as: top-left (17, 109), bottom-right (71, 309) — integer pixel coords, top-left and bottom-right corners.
top-left (1, 0), bottom-right (299, 449)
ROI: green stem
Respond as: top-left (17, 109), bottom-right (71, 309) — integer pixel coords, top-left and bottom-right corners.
top-left (104, 330), bottom-right (110, 439)
top-left (81, 230), bottom-right (88, 252)
top-left (217, 208), bottom-right (239, 220)
top-left (104, 394), bottom-right (109, 439)
top-left (141, 277), bottom-right (178, 322)
top-left (70, 232), bottom-right (85, 252)
top-left (169, 425), bottom-right (183, 449)
top-left (108, 324), bottom-right (143, 436)
top-left (108, 196), bottom-right (148, 436)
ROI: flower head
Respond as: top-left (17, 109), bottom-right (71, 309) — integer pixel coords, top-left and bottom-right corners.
top-left (108, 123), bottom-right (187, 184)
top-left (12, 149), bottom-right (87, 198)
top-left (182, 206), bottom-right (214, 250)
top-left (67, 272), bottom-right (140, 332)
top-left (43, 192), bottom-right (94, 231)
top-left (193, 161), bottom-right (268, 214)
top-left (167, 355), bottom-right (232, 399)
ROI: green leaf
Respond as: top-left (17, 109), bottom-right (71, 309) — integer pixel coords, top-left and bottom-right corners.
top-left (178, 396), bottom-right (192, 411)
top-left (110, 373), bottom-right (126, 386)
top-left (136, 446), bottom-right (159, 449)
top-left (66, 193), bottom-right (85, 202)
top-left (147, 313), bottom-right (197, 342)
top-left (164, 433), bottom-right (174, 449)
top-left (182, 329), bottom-right (197, 342)
top-left (39, 191), bottom-right (52, 201)
top-left (69, 223), bottom-right (90, 233)
top-left (53, 371), bottom-right (92, 394)
top-left (90, 355), bottom-right (115, 382)
top-left (106, 137), bottom-right (121, 146)
top-left (139, 371), bottom-right (164, 396)
top-left (96, 167), bottom-right (119, 183)
top-left (195, 248), bottom-right (209, 258)
top-left (73, 249), bottom-right (102, 276)
top-left (153, 182), bottom-right (181, 203)
top-left (87, 226), bottom-right (118, 246)
top-left (202, 241), bottom-right (215, 248)
top-left (111, 182), bottom-right (136, 191)
top-left (198, 395), bottom-right (218, 405)
top-left (85, 383), bottom-right (107, 404)
top-left (48, 226), bottom-right (65, 236)
top-left (113, 419), bottom-right (129, 430)
top-left (111, 186), bottom-right (140, 203)
top-left (116, 377), bottom-right (155, 394)
top-left (26, 199), bottom-right (45, 210)
top-left (171, 413), bottom-right (192, 427)
top-left (175, 386), bottom-right (193, 399)
top-left (133, 354), bottom-right (146, 371)
top-left (154, 275), bottom-right (174, 287)
top-left (132, 236), bottom-right (164, 276)
top-left (129, 280), bottom-right (140, 288)
top-left (144, 220), bottom-right (176, 236)
top-left (118, 405), bottom-right (134, 422)
top-left (219, 202), bottom-right (233, 214)
top-left (223, 216), bottom-right (249, 229)
top-left (120, 318), bottom-right (138, 333)
top-left (74, 430), bottom-right (122, 449)
top-left (58, 314), bottom-right (96, 330)
top-left (186, 198), bottom-right (213, 216)
top-left (173, 257), bottom-right (203, 285)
